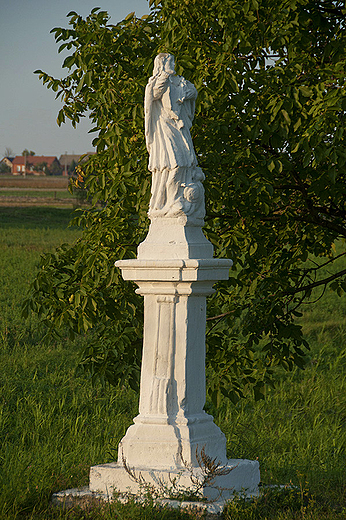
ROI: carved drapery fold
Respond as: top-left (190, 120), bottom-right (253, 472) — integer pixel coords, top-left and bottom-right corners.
top-left (149, 294), bottom-right (178, 416)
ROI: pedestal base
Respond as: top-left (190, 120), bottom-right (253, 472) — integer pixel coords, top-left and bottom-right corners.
top-left (118, 413), bottom-right (228, 468)
top-left (97, 224), bottom-right (261, 505)
top-left (89, 459), bottom-right (260, 501)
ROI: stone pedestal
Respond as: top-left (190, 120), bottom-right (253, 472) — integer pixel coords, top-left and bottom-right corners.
top-left (89, 219), bottom-right (260, 501)
top-left (112, 258), bottom-right (231, 469)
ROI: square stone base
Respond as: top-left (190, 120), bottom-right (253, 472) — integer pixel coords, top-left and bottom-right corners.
top-left (89, 458), bottom-right (260, 502)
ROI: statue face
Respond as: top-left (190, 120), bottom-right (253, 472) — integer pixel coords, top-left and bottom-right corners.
top-left (165, 55), bottom-right (175, 75)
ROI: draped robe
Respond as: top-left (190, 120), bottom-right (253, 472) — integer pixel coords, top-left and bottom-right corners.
top-left (145, 73), bottom-right (198, 173)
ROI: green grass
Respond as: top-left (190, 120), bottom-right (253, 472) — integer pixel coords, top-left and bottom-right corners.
top-left (0, 190), bottom-right (73, 199)
top-left (0, 208), bottom-right (139, 518)
top-left (0, 206), bottom-right (346, 519)
top-left (0, 207), bottom-right (76, 228)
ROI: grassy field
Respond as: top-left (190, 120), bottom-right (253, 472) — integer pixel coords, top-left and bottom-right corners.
top-left (0, 176), bottom-right (69, 189)
top-left (0, 176), bottom-right (76, 207)
top-left (0, 190), bottom-right (71, 198)
top-left (0, 206), bottom-right (346, 519)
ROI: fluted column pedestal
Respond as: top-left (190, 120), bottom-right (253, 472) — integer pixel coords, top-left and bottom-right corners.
top-left (113, 259), bottom-right (231, 470)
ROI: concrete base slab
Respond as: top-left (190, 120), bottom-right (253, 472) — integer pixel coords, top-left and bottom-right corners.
top-left (89, 458), bottom-right (260, 502)
top-left (52, 485), bottom-right (256, 517)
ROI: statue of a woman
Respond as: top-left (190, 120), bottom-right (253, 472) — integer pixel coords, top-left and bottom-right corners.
top-left (144, 53), bottom-right (205, 220)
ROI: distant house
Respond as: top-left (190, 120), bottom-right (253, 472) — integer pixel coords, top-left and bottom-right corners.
top-left (0, 157), bottom-right (14, 174)
top-left (12, 156), bottom-right (61, 176)
top-left (59, 153), bottom-right (95, 176)
top-left (1, 157), bottom-right (14, 168)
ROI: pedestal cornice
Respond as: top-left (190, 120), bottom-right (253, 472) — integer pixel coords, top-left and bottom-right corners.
top-left (115, 258), bottom-right (233, 283)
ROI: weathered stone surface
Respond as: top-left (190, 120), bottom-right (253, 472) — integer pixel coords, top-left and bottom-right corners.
top-left (90, 460), bottom-right (260, 501)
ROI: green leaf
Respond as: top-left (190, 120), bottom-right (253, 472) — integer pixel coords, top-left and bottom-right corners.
top-left (75, 75), bottom-right (85, 93)
top-left (267, 160), bottom-right (275, 172)
top-left (293, 118), bottom-right (301, 132)
top-left (57, 109), bottom-right (65, 126)
top-left (62, 55), bottom-right (75, 69)
top-left (299, 86), bottom-right (312, 97)
top-left (281, 109), bottom-right (291, 125)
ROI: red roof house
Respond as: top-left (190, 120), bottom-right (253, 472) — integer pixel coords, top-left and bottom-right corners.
top-left (12, 156), bottom-right (61, 176)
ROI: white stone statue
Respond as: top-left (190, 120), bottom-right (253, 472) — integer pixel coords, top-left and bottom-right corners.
top-left (59, 53), bottom-right (260, 509)
top-left (144, 53), bottom-right (205, 220)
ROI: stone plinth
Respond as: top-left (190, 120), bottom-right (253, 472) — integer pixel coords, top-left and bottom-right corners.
top-left (90, 459), bottom-right (260, 501)
top-left (137, 217), bottom-right (213, 259)
top-left (89, 255), bottom-right (260, 500)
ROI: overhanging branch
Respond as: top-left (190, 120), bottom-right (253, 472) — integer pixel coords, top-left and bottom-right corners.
top-left (286, 268), bottom-right (346, 295)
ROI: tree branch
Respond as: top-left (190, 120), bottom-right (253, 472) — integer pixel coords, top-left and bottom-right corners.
top-left (206, 311), bottom-right (231, 322)
top-left (286, 268), bottom-right (346, 295)
top-left (305, 251), bottom-right (346, 272)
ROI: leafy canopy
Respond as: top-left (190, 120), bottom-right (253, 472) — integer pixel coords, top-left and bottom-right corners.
top-left (26, 0), bottom-right (346, 405)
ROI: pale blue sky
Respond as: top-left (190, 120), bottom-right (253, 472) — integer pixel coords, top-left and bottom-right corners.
top-left (0, 0), bottom-right (149, 158)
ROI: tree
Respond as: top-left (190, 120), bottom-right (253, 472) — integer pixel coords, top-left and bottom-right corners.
top-left (26, 1), bottom-right (346, 405)
top-left (49, 160), bottom-right (63, 176)
top-left (68, 159), bottom-right (78, 175)
top-left (3, 147), bottom-right (14, 158)
top-left (22, 149), bottom-right (35, 156)
top-left (33, 161), bottom-right (48, 174)
top-left (0, 161), bottom-right (11, 173)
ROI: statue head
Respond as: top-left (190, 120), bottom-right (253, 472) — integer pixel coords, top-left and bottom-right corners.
top-left (153, 53), bottom-right (175, 76)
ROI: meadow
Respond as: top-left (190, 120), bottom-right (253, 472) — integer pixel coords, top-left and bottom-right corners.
top-left (0, 176), bottom-right (76, 207)
top-left (0, 190), bottom-right (72, 199)
top-left (0, 206), bottom-right (346, 519)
